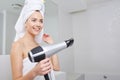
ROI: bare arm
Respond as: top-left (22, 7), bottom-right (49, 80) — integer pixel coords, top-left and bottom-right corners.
top-left (50, 54), bottom-right (60, 71)
top-left (43, 33), bottom-right (60, 71)
top-left (10, 42), bottom-right (36, 80)
top-left (10, 42), bottom-right (52, 80)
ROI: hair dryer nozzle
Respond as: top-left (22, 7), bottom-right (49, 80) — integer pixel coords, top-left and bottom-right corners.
top-left (65, 38), bottom-right (74, 47)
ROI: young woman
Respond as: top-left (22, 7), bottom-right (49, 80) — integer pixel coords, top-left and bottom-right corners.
top-left (10, 0), bottom-right (60, 80)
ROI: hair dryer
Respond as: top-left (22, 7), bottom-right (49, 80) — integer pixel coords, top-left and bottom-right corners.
top-left (28, 38), bottom-right (74, 80)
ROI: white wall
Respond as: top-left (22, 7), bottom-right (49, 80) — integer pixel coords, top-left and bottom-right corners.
top-left (0, 10), bottom-right (19, 55)
top-left (72, 0), bottom-right (120, 74)
top-left (44, 15), bottom-right (59, 42)
top-left (57, 6), bottom-right (74, 73)
top-left (6, 11), bottom-right (19, 54)
top-left (44, 0), bottom-right (59, 42)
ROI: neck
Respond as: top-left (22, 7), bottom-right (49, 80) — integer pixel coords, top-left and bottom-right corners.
top-left (23, 32), bottom-right (36, 43)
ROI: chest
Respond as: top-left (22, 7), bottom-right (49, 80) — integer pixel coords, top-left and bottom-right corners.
top-left (22, 42), bottom-right (39, 58)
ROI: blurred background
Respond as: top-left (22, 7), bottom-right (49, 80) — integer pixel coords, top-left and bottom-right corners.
top-left (0, 0), bottom-right (120, 79)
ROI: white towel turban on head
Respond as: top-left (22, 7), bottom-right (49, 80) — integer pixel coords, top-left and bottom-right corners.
top-left (14, 0), bottom-right (45, 44)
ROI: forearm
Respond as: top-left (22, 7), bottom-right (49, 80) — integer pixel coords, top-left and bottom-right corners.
top-left (13, 70), bottom-right (36, 80)
top-left (51, 55), bottom-right (60, 71)
top-left (23, 69), bottom-right (37, 80)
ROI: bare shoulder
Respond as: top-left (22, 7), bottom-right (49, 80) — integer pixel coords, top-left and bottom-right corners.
top-left (10, 40), bottom-right (23, 56)
top-left (11, 40), bottom-right (23, 50)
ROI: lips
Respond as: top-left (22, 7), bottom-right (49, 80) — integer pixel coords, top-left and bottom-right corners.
top-left (33, 27), bottom-right (41, 32)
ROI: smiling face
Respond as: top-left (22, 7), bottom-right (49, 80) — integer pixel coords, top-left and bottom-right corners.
top-left (25, 11), bottom-right (44, 37)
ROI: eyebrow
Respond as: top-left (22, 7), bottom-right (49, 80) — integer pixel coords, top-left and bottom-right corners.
top-left (31, 17), bottom-right (43, 20)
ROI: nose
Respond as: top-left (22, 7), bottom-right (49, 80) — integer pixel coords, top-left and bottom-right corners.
top-left (36, 22), bottom-right (43, 28)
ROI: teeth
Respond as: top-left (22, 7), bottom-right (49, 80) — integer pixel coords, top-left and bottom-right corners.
top-left (32, 26), bottom-right (41, 32)
top-left (33, 27), bottom-right (39, 30)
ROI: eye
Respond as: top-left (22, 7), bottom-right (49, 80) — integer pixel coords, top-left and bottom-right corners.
top-left (31, 19), bottom-right (36, 22)
top-left (39, 19), bottom-right (43, 23)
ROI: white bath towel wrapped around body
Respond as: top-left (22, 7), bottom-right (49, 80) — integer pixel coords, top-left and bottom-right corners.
top-left (23, 57), bottom-right (45, 80)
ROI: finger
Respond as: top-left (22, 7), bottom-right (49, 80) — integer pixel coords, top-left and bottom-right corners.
top-left (42, 61), bottom-right (51, 70)
top-left (40, 58), bottom-right (50, 64)
top-left (39, 63), bottom-right (51, 75)
top-left (43, 33), bottom-right (49, 37)
top-left (42, 68), bottom-right (52, 75)
top-left (39, 58), bottom-right (51, 69)
top-left (42, 64), bottom-right (51, 72)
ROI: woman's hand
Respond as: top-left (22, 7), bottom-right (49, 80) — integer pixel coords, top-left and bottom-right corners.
top-left (42, 33), bottom-right (60, 71)
top-left (42, 33), bottom-right (53, 44)
top-left (33, 58), bottom-right (52, 76)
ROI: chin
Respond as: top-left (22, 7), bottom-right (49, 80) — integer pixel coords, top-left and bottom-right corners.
top-left (35, 32), bottom-right (40, 36)
top-left (33, 31), bottom-right (40, 34)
